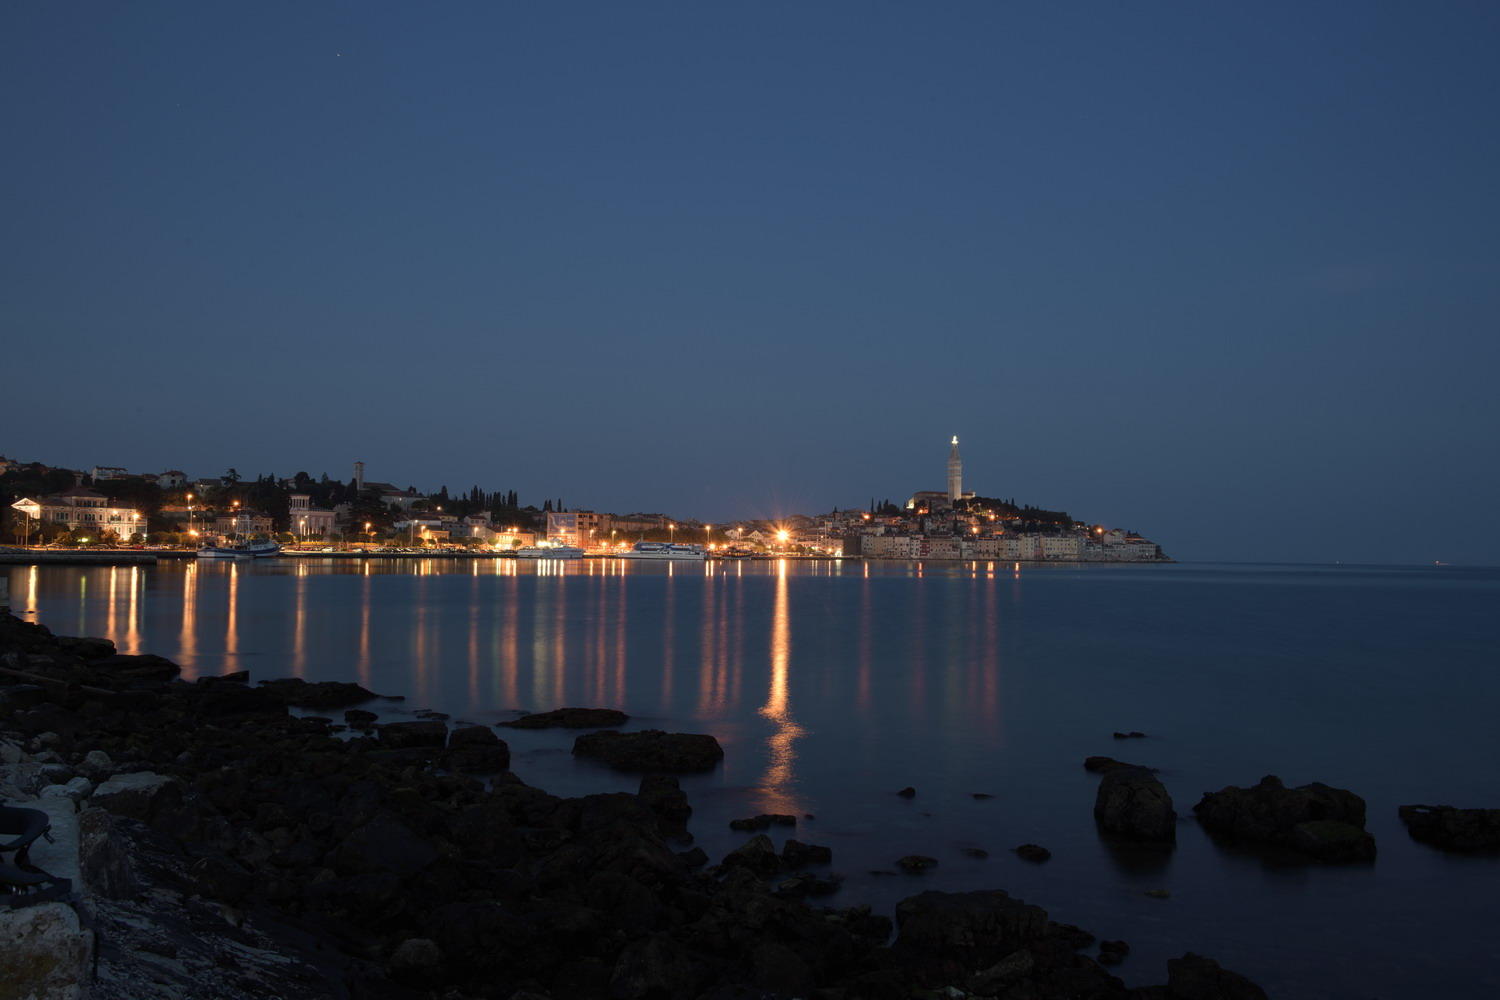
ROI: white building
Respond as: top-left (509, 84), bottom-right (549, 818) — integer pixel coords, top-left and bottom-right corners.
top-left (155, 470), bottom-right (187, 489)
top-left (11, 486), bottom-right (146, 541)
top-left (289, 494), bottom-right (337, 539)
top-left (91, 466), bottom-right (130, 481)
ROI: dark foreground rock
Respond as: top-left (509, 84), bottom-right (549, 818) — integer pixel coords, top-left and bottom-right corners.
top-left (1399, 804), bottom-right (1500, 852)
top-left (573, 728), bottom-right (725, 771)
top-left (500, 706), bottom-right (629, 729)
top-left (0, 609), bottom-right (1268, 1000)
top-left (1095, 766), bottom-right (1177, 842)
top-left (1195, 774), bottom-right (1375, 862)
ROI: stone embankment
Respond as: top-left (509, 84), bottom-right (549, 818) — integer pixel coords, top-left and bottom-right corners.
top-left (1, 609), bottom-right (1269, 999)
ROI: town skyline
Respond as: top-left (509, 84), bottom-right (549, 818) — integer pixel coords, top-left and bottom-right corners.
top-left (6, 4), bottom-right (1498, 566)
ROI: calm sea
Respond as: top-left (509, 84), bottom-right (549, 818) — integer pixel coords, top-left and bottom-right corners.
top-left (8, 558), bottom-right (1498, 999)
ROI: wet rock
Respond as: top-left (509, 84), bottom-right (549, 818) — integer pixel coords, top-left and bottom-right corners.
top-left (441, 726), bottom-right (511, 772)
top-left (1166, 952), bottom-right (1268, 999)
top-left (970, 792), bottom-right (994, 800)
top-left (722, 835), bottom-right (781, 877)
top-left (573, 729), bottom-right (723, 772)
top-left (258, 677), bottom-right (378, 708)
top-left (449, 725), bottom-right (499, 747)
top-left (94, 652), bottom-right (181, 682)
top-left (780, 839), bottom-right (832, 869)
top-left (676, 846), bottom-right (709, 868)
top-left (1098, 939), bottom-right (1130, 965)
top-left (1398, 804), bottom-right (1500, 852)
top-left (1194, 775), bottom-right (1373, 861)
top-left (960, 847), bottom-right (989, 859)
top-left (1113, 731), bottom-right (1147, 739)
top-left (57, 635), bottom-right (116, 659)
top-left (1095, 766), bottom-right (1176, 842)
top-left (896, 786), bottom-right (917, 798)
top-left (729, 813), bottom-right (796, 831)
top-left (378, 720), bottom-right (448, 750)
top-left (344, 708), bottom-right (378, 726)
top-left (637, 775), bottom-right (693, 834)
top-left (1290, 820), bottom-right (1377, 862)
top-left (190, 853), bottom-right (257, 903)
top-left (1145, 888), bottom-right (1171, 899)
top-left (500, 707), bottom-right (629, 729)
top-left (1014, 843), bottom-right (1051, 862)
top-left (967, 947), bottom-right (1036, 995)
top-left (896, 855), bottom-right (939, 873)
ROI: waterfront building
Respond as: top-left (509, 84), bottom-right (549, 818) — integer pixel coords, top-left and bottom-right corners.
top-left (10, 486), bottom-right (145, 541)
top-left (212, 511), bottom-right (274, 537)
top-left (546, 511), bottom-right (608, 547)
top-left (289, 494), bottom-right (337, 539)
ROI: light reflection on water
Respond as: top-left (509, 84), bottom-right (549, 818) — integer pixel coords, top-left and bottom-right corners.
top-left (7, 558), bottom-right (1500, 999)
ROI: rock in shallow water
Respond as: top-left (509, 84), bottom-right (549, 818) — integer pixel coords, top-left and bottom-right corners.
top-left (573, 729), bottom-right (724, 771)
top-left (500, 706), bottom-right (629, 729)
top-left (1399, 804), bottom-right (1500, 852)
top-left (1095, 766), bottom-right (1176, 842)
top-left (1194, 774), bottom-right (1374, 862)
top-left (1013, 843), bottom-right (1051, 862)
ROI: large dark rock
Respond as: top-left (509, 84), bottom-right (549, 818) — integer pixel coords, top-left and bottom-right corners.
top-left (573, 729), bottom-right (724, 772)
top-left (1095, 766), bottom-right (1176, 842)
top-left (1399, 804), bottom-right (1500, 852)
top-left (638, 774), bottom-right (692, 837)
top-left (893, 890), bottom-right (1049, 976)
top-left (78, 807), bottom-right (141, 899)
top-left (378, 720), bottom-right (449, 750)
top-left (94, 653), bottom-right (181, 682)
top-left (331, 814), bottom-right (440, 875)
top-left (721, 835), bottom-right (781, 877)
top-left (258, 678), bottom-right (378, 709)
top-left (500, 707), bottom-right (629, 729)
top-left (57, 635), bottom-right (116, 660)
top-left (1166, 952), bottom-right (1269, 999)
top-left (1194, 774), bottom-right (1374, 861)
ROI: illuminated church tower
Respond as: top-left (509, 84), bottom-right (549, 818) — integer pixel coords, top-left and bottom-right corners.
top-left (947, 436), bottom-right (963, 502)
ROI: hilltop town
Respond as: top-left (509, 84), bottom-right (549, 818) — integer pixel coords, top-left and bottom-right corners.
top-left (0, 441), bottom-right (1168, 562)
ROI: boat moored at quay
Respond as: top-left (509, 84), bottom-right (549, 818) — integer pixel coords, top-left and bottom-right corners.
top-left (196, 540), bottom-right (282, 559)
top-left (515, 543), bottom-right (585, 559)
top-left (619, 542), bottom-right (707, 561)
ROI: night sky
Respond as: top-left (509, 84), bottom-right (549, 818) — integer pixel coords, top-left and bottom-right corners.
top-left (5, 3), bottom-right (1497, 564)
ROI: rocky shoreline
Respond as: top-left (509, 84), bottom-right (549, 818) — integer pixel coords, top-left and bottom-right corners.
top-left (0, 609), bottom-right (1283, 999)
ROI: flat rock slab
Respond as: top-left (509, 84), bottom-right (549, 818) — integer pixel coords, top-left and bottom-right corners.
top-left (92, 772), bottom-right (180, 823)
top-left (501, 707), bottom-right (629, 729)
top-left (573, 729), bottom-right (723, 772)
top-left (26, 796), bottom-right (83, 887)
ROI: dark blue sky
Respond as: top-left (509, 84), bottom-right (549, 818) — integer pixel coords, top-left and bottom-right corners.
top-left (5, 3), bottom-right (1498, 563)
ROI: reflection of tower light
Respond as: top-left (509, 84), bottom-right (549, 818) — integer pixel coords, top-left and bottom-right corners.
top-left (758, 559), bottom-right (805, 811)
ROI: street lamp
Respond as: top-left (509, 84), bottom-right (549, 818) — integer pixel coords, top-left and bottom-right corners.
top-left (300, 517), bottom-right (307, 543)
top-left (365, 521), bottom-right (373, 548)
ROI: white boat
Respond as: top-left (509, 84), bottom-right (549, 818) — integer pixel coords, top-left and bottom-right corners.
top-left (197, 540), bottom-right (282, 559)
top-left (620, 542), bottom-right (707, 561)
top-left (515, 543), bottom-right (585, 559)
